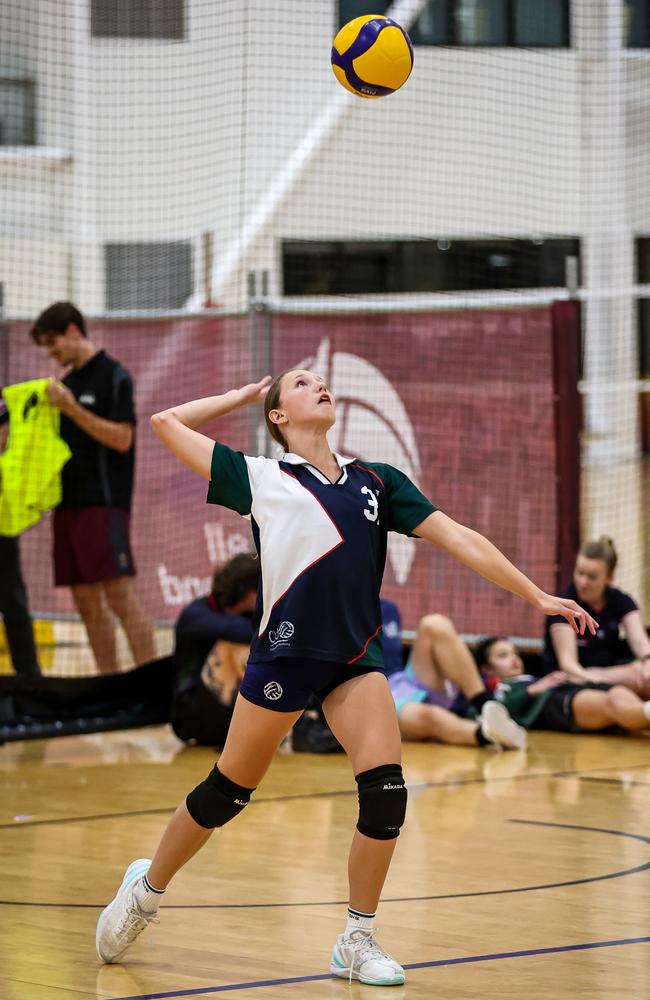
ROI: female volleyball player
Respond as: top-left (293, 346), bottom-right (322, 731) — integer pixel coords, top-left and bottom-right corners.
top-left (542, 536), bottom-right (650, 696)
top-left (96, 369), bottom-right (597, 986)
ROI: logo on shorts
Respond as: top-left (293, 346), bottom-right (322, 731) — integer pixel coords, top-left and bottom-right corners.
top-left (263, 681), bottom-right (283, 701)
top-left (269, 621), bottom-right (294, 649)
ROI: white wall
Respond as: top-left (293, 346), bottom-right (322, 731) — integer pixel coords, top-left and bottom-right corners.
top-left (1, 0), bottom-right (646, 307)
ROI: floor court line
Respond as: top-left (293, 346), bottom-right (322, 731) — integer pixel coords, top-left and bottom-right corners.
top-left (2, 819), bottom-right (648, 910)
top-left (106, 935), bottom-right (650, 1000)
top-left (578, 775), bottom-right (650, 787)
top-left (3, 859), bottom-right (649, 911)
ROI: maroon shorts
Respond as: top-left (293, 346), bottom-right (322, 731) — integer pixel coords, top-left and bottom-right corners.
top-left (53, 507), bottom-right (136, 586)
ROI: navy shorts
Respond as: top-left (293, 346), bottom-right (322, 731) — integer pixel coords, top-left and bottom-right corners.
top-left (239, 657), bottom-right (384, 713)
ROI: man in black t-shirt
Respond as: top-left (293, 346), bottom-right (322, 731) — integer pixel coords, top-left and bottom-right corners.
top-left (31, 301), bottom-right (155, 674)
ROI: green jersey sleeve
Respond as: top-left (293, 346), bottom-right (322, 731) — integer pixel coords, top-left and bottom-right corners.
top-left (206, 442), bottom-right (253, 515)
top-left (368, 463), bottom-right (437, 537)
top-left (494, 678), bottom-right (551, 729)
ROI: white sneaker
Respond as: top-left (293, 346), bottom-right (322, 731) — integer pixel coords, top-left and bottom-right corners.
top-left (330, 930), bottom-right (405, 986)
top-left (96, 859), bottom-right (158, 963)
top-left (480, 700), bottom-right (527, 750)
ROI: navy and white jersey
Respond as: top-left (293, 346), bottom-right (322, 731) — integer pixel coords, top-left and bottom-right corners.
top-left (207, 443), bottom-right (436, 668)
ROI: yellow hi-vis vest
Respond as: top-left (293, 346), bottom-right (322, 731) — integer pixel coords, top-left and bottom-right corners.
top-left (0, 379), bottom-right (72, 536)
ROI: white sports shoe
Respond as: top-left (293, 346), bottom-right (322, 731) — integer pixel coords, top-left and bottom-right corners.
top-left (96, 859), bottom-right (158, 963)
top-left (480, 700), bottom-right (527, 750)
top-left (330, 930), bottom-right (405, 986)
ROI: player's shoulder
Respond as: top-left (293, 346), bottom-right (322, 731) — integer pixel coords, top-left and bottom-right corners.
top-left (212, 444), bottom-right (281, 489)
top-left (347, 460), bottom-right (402, 487)
top-left (97, 351), bottom-right (133, 384)
top-left (177, 594), bottom-right (210, 622)
top-left (606, 585), bottom-right (638, 613)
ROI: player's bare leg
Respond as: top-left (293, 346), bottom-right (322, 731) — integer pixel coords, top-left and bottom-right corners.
top-left (323, 672), bottom-right (405, 985)
top-left (149, 696), bottom-right (301, 887)
top-left (102, 576), bottom-right (156, 665)
top-left (585, 663), bottom-right (650, 699)
top-left (572, 685), bottom-right (650, 732)
top-left (71, 582), bottom-right (118, 674)
top-left (409, 613), bottom-right (485, 699)
top-left (399, 700), bottom-right (485, 744)
top-left (97, 695), bottom-right (300, 963)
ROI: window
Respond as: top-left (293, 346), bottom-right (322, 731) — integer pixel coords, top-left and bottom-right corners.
top-left (338, 1), bottom-right (570, 47)
top-left (0, 79), bottom-right (35, 146)
top-left (91, 0), bottom-right (185, 40)
top-left (105, 242), bottom-right (194, 310)
top-left (282, 238), bottom-right (579, 296)
top-left (625, 1), bottom-right (650, 47)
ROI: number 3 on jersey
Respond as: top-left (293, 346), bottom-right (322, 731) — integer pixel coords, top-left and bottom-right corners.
top-left (361, 486), bottom-right (379, 523)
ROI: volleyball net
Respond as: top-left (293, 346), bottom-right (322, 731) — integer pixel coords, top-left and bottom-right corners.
top-left (0, 0), bottom-right (648, 687)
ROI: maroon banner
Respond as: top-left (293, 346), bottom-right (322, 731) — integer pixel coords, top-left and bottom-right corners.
top-left (7, 307), bottom-right (560, 639)
top-left (269, 308), bottom-right (558, 637)
top-left (7, 317), bottom-right (252, 623)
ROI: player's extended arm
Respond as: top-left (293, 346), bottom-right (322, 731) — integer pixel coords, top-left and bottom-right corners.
top-left (621, 609), bottom-right (650, 661)
top-left (527, 671), bottom-right (570, 695)
top-left (46, 379), bottom-right (133, 453)
top-left (548, 624), bottom-right (591, 680)
top-left (150, 376), bottom-right (271, 480)
top-left (413, 510), bottom-right (598, 635)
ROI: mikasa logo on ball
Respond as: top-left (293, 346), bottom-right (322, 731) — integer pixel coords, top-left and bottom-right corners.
top-left (263, 681), bottom-right (283, 701)
top-left (269, 621), bottom-right (294, 648)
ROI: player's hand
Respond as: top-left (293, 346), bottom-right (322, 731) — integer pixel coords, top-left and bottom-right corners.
top-left (536, 594), bottom-right (598, 635)
top-left (237, 376), bottom-right (272, 407)
top-left (46, 378), bottom-right (76, 415)
top-left (527, 671), bottom-right (568, 694)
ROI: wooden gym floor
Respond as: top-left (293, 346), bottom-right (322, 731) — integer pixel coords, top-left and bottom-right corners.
top-left (1, 726), bottom-right (649, 1000)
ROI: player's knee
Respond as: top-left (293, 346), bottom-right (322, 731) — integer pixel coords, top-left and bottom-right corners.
top-left (420, 613), bottom-right (453, 640)
top-left (71, 583), bottom-right (102, 615)
top-left (186, 765), bottom-right (255, 829)
top-left (606, 685), bottom-right (633, 716)
top-left (356, 764), bottom-right (407, 840)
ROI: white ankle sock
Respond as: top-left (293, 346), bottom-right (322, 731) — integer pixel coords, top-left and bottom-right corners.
top-left (133, 873), bottom-right (164, 914)
top-left (642, 701), bottom-right (650, 722)
top-left (345, 907), bottom-right (375, 936)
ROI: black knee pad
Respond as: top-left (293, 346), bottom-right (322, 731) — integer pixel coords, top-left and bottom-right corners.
top-left (186, 765), bottom-right (255, 829)
top-left (356, 764), bottom-right (407, 841)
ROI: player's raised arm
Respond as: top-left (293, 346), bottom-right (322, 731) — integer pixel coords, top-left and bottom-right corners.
top-left (150, 376), bottom-right (271, 480)
top-left (413, 510), bottom-right (598, 636)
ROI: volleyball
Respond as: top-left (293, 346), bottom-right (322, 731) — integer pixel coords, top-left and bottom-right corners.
top-left (331, 15), bottom-right (414, 99)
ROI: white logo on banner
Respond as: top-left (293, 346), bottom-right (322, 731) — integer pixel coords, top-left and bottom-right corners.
top-left (259, 339), bottom-right (422, 585)
top-left (204, 523), bottom-right (251, 565)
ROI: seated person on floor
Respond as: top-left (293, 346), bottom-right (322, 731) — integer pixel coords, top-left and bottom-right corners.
top-left (478, 635), bottom-right (650, 736)
top-left (543, 536), bottom-right (650, 697)
top-left (386, 611), bottom-right (526, 750)
top-left (171, 553), bottom-right (259, 746)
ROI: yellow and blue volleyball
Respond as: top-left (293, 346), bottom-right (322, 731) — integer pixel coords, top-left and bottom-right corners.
top-left (331, 14), bottom-right (413, 99)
